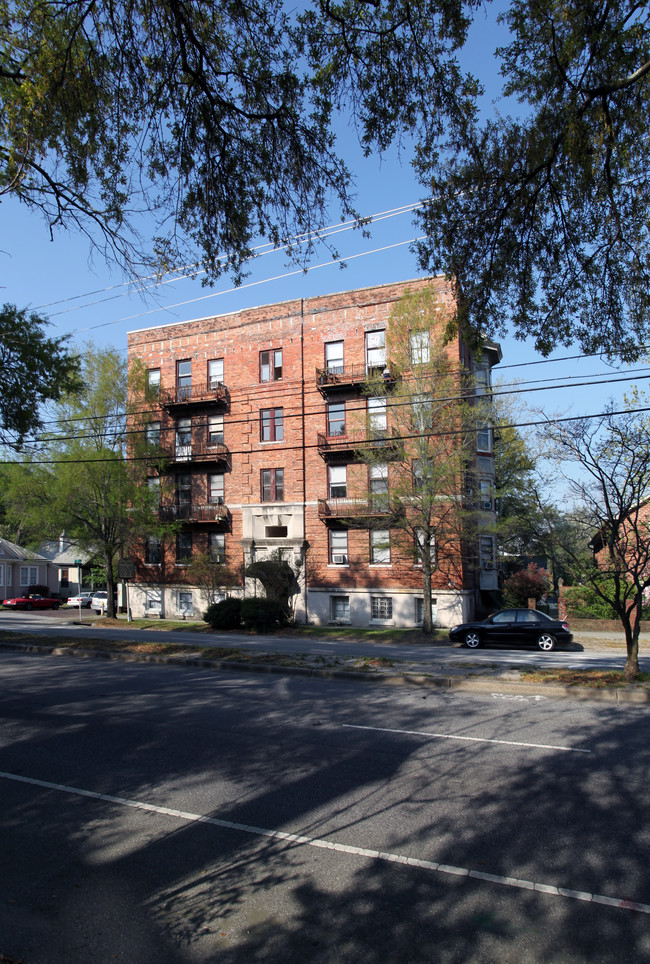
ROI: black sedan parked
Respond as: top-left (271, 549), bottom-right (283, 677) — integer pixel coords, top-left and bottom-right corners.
top-left (449, 608), bottom-right (573, 652)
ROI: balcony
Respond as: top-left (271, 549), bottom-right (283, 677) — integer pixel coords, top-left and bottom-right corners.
top-left (316, 364), bottom-right (396, 395)
top-left (317, 428), bottom-right (403, 461)
top-left (160, 502), bottom-right (230, 525)
top-left (160, 381), bottom-right (230, 411)
top-left (318, 497), bottom-right (391, 520)
top-left (169, 436), bottom-right (231, 467)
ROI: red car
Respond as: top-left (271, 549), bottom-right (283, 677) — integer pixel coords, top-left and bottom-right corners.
top-left (2, 594), bottom-right (61, 611)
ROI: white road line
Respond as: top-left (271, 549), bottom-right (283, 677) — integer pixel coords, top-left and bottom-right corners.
top-left (2, 768), bottom-right (644, 915)
top-left (342, 723), bottom-right (591, 753)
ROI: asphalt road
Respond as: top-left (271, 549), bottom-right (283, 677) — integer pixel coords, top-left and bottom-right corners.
top-left (1, 649), bottom-right (650, 962)
top-left (1, 610), bottom-right (648, 672)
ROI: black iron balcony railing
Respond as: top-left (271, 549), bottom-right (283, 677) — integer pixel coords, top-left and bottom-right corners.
top-left (316, 427), bottom-right (402, 459)
top-left (170, 437), bottom-right (230, 465)
top-left (317, 497), bottom-right (390, 519)
top-left (159, 381), bottom-right (230, 408)
top-left (159, 502), bottom-right (229, 524)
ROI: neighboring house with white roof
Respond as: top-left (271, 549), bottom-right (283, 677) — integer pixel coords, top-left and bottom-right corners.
top-left (0, 538), bottom-right (59, 598)
top-left (38, 532), bottom-right (93, 601)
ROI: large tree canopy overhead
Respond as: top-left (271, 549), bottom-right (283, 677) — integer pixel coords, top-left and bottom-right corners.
top-left (2, 1), bottom-right (650, 358)
top-left (0, 0), bottom-right (476, 280)
top-left (417, 0), bottom-right (650, 360)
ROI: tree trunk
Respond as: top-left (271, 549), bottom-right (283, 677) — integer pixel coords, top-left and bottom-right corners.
top-left (623, 608), bottom-right (641, 681)
top-left (422, 562), bottom-right (433, 634)
top-left (104, 549), bottom-right (116, 619)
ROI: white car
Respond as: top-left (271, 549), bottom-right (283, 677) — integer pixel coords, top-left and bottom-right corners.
top-left (91, 591), bottom-right (111, 614)
top-left (66, 592), bottom-right (94, 608)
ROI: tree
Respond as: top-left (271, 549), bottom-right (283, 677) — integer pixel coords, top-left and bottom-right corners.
top-left (350, 286), bottom-right (479, 633)
top-left (540, 404), bottom-right (650, 680)
top-left (502, 563), bottom-right (551, 609)
top-left (417, 0), bottom-right (650, 361)
top-left (1, 348), bottom-right (163, 617)
top-left (187, 552), bottom-right (239, 609)
top-left (0, 304), bottom-right (82, 447)
top-left (245, 557), bottom-right (300, 622)
top-left (0, 0), bottom-right (475, 281)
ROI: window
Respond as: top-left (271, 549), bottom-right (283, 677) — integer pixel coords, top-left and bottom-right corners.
top-left (147, 477), bottom-right (160, 504)
top-left (365, 330), bottom-right (386, 375)
top-left (176, 473), bottom-right (192, 505)
top-left (145, 536), bottom-right (161, 565)
top-left (330, 595), bottom-right (350, 622)
top-left (261, 468), bottom-right (284, 502)
top-left (61, 568), bottom-right (69, 588)
top-left (147, 368), bottom-right (160, 394)
top-left (370, 529), bottom-right (390, 565)
top-left (178, 590), bottom-right (194, 614)
top-left (409, 331), bottom-right (430, 365)
top-left (368, 396), bottom-right (387, 438)
top-left (208, 414), bottom-right (224, 445)
top-left (474, 366), bottom-right (490, 396)
top-left (329, 530), bottom-right (348, 564)
top-left (412, 393), bottom-right (432, 433)
top-left (414, 597), bottom-right (437, 625)
top-left (413, 458), bottom-right (431, 490)
top-left (208, 473), bottom-right (224, 504)
top-left (371, 596), bottom-right (393, 620)
top-left (208, 358), bottom-right (224, 388)
top-left (260, 348), bottom-right (283, 382)
top-left (146, 421), bottom-right (161, 446)
top-left (209, 532), bottom-right (225, 564)
top-left (477, 423), bottom-right (493, 452)
top-left (260, 408), bottom-right (283, 441)
top-left (176, 532), bottom-right (193, 564)
top-left (369, 463), bottom-right (388, 497)
top-left (266, 525), bottom-right (288, 538)
top-left (177, 359), bottom-right (192, 396)
top-left (325, 341), bottom-right (344, 374)
top-left (176, 417), bottom-right (192, 459)
top-left (479, 479), bottom-right (493, 510)
top-left (480, 535), bottom-right (496, 569)
top-left (328, 465), bottom-right (347, 499)
top-left (0, 564), bottom-right (4, 587)
top-left (415, 529), bottom-right (437, 567)
top-left (327, 401), bottom-right (345, 437)
top-left (145, 589), bottom-right (162, 614)
top-left (20, 566), bottom-right (38, 587)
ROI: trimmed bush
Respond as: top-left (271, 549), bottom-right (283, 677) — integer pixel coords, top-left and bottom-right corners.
top-left (241, 597), bottom-right (287, 632)
top-left (203, 597), bottom-right (242, 630)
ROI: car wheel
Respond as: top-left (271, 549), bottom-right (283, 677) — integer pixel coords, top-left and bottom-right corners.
top-left (52, 602), bottom-right (60, 610)
top-left (537, 633), bottom-right (556, 652)
top-left (464, 631), bottom-right (481, 649)
top-left (25, 602), bottom-right (33, 611)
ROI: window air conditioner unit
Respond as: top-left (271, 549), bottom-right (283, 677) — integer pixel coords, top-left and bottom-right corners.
top-left (332, 554), bottom-right (348, 564)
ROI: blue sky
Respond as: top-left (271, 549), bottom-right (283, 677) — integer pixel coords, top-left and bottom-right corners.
top-left (2, 5), bottom-right (649, 439)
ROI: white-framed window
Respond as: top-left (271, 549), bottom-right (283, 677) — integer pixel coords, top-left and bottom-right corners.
top-left (474, 365), bottom-right (490, 396)
top-left (178, 590), bottom-right (194, 615)
top-left (329, 530), bottom-right (348, 565)
top-left (208, 414), bottom-right (224, 445)
top-left (208, 473), bottom-right (225, 504)
top-left (414, 597), bottom-right (437, 625)
top-left (209, 532), bottom-right (225, 563)
top-left (365, 330), bottom-right (386, 374)
top-left (325, 340), bottom-right (344, 374)
top-left (480, 535), bottom-right (496, 569)
top-left (0, 563), bottom-right (4, 587)
top-left (412, 393), bottom-right (432, 433)
top-left (409, 331), bottom-right (430, 366)
top-left (176, 532), bottom-right (192, 564)
top-left (479, 479), bottom-right (493, 510)
top-left (5, 563), bottom-right (11, 587)
top-left (20, 566), bottom-right (38, 587)
top-left (368, 396), bottom-right (387, 437)
top-left (208, 358), bottom-right (224, 388)
top-left (371, 596), bottom-right (393, 620)
top-left (414, 529), bottom-right (437, 568)
top-left (328, 465), bottom-right (347, 499)
top-left (147, 477), bottom-right (160, 504)
top-left (147, 368), bottom-right (160, 393)
top-left (176, 417), bottom-right (192, 459)
top-left (330, 595), bottom-right (350, 622)
top-left (144, 536), bottom-right (161, 565)
top-left (145, 589), bottom-right (162, 614)
top-left (370, 529), bottom-right (390, 565)
top-left (369, 462), bottom-right (388, 496)
top-left (146, 421), bottom-right (161, 446)
top-left (477, 423), bottom-right (493, 452)
top-left (177, 359), bottom-right (192, 393)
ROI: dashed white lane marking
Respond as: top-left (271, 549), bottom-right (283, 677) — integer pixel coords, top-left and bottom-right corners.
top-left (2, 768), bottom-right (645, 914)
top-left (342, 723), bottom-right (591, 753)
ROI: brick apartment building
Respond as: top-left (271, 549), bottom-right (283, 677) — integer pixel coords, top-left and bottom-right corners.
top-left (126, 277), bottom-right (501, 626)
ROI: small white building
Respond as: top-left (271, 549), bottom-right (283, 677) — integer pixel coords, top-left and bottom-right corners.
top-left (0, 538), bottom-right (58, 598)
top-left (38, 532), bottom-right (93, 601)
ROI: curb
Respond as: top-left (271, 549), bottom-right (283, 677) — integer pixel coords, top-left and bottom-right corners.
top-left (1, 639), bottom-right (649, 703)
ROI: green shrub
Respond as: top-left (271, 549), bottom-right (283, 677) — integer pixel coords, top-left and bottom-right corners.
top-left (204, 597), bottom-right (242, 630)
top-left (562, 582), bottom-right (620, 620)
top-left (241, 597), bottom-right (287, 632)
